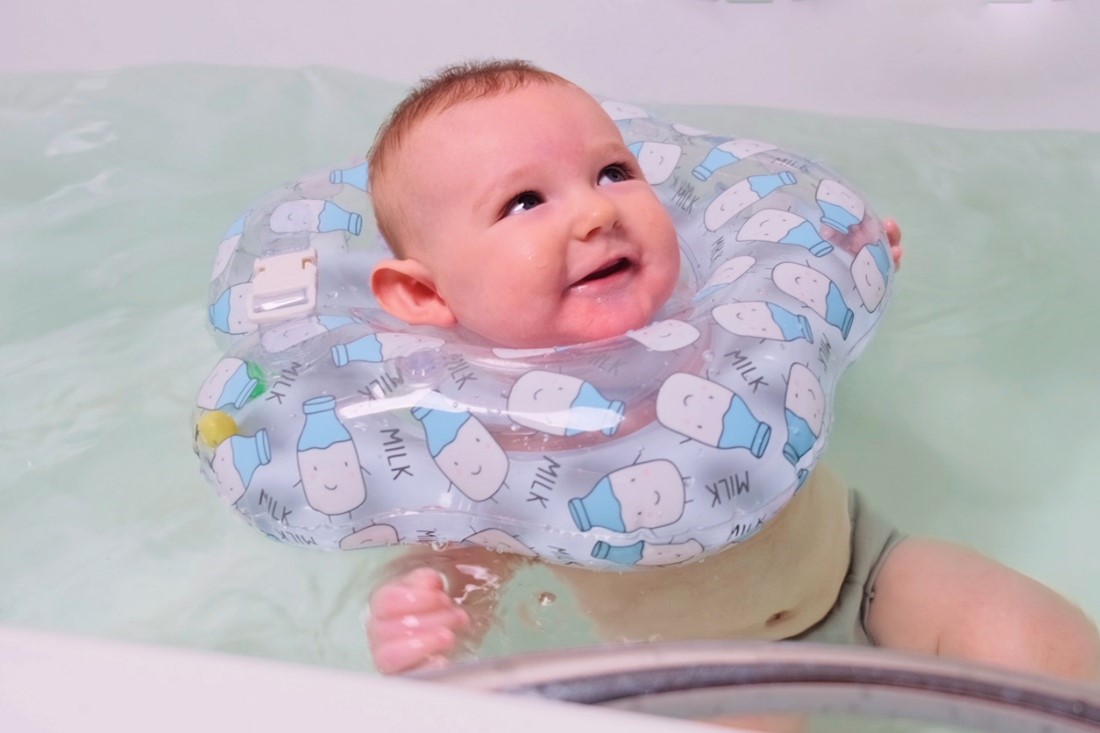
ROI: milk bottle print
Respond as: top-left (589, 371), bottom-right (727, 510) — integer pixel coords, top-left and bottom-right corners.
top-left (212, 430), bottom-right (270, 504)
top-left (339, 523), bottom-right (400, 550)
top-left (816, 180), bottom-right (865, 234)
top-left (297, 396), bottom-right (367, 515)
top-left (783, 363), bottom-right (825, 465)
top-left (773, 262), bottom-right (854, 338)
top-left (852, 241), bottom-right (891, 311)
top-left (196, 357), bottom-right (259, 410)
top-left (627, 319), bottom-right (701, 352)
top-left (712, 302), bottom-right (813, 342)
top-left (507, 371), bottom-right (625, 436)
top-left (738, 210), bottom-right (833, 257)
top-left (411, 403), bottom-right (508, 502)
top-left (704, 172), bottom-right (796, 231)
top-left (591, 538), bottom-right (704, 567)
top-left (656, 373), bottom-right (771, 455)
top-left (569, 460), bottom-right (685, 533)
top-left (692, 140), bottom-right (777, 181)
top-left (694, 256), bottom-right (755, 302)
top-left (209, 283), bottom-right (256, 336)
top-left (329, 163), bottom-right (369, 191)
top-left (269, 199), bottom-right (363, 236)
top-left (627, 141), bottom-right (682, 184)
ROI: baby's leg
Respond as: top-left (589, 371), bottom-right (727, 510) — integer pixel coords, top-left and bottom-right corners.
top-left (866, 537), bottom-right (1100, 682)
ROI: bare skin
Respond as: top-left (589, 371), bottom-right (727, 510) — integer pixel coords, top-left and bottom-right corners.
top-left (366, 465), bottom-right (851, 674)
top-left (368, 465), bottom-right (1100, 684)
top-left (363, 81), bottom-right (1099, 688)
top-left (366, 210), bottom-right (1099, 683)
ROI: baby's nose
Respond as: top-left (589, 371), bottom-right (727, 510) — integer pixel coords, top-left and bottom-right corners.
top-left (573, 190), bottom-right (617, 240)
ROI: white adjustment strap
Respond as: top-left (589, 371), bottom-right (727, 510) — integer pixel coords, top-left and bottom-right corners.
top-left (247, 248), bottom-right (318, 324)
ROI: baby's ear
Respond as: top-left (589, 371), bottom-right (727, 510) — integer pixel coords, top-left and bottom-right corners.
top-left (370, 258), bottom-right (457, 327)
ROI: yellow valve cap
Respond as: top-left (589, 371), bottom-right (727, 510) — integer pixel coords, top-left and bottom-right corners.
top-left (197, 410), bottom-right (238, 448)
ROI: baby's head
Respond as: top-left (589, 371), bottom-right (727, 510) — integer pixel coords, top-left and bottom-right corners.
top-left (368, 60), bottom-right (680, 348)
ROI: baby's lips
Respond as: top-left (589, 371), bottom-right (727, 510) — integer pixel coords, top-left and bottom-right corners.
top-left (571, 255), bottom-right (633, 286)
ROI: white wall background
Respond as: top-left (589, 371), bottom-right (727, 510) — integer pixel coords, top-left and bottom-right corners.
top-left (4, 0), bottom-right (1099, 131)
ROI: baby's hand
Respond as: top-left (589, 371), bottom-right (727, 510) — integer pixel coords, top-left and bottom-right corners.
top-left (366, 567), bottom-right (470, 675)
top-left (884, 219), bottom-right (903, 270)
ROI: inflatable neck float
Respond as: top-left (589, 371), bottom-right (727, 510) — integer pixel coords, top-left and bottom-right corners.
top-left (193, 100), bottom-right (894, 569)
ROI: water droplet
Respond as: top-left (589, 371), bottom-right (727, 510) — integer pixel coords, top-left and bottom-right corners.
top-left (537, 591), bottom-right (556, 607)
top-left (430, 540), bottom-right (449, 552)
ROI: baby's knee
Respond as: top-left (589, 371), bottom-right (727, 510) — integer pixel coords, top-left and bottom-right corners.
top-left (869, 539), bottom-right (1100, 683)
top-left (953, 573), bottom-right (1100, 683)
top-left (1014, 594), bottom-right (1100, 683)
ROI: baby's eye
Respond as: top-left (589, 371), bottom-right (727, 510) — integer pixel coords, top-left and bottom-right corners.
top-left (598, 163), bottom-right (632, 185)
top-left (504, 191), bottom-right (543, 217)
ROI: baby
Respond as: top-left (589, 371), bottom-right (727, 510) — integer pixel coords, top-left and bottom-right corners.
top-left (364, 60), bottom-right (1100, 682)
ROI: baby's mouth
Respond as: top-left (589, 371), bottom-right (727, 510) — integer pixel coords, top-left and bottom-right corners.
top-left (573, 257), bottom-right (633, 286)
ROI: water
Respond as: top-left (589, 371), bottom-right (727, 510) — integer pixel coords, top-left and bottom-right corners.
top-left (1, 65), bottom-right (1098, 677)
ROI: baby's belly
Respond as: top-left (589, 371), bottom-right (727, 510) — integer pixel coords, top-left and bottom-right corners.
top-left (551, 463), bottom-right (852, 642)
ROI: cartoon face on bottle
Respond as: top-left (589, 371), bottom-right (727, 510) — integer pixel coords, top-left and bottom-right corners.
top-left (209, 283), bottom-right (257, 336)
top-left (737, 210), bottom-right (832, 257)
top-left (773, 262), bottom-right (854, 338)
top-left (851, 241), bottom-right (891, 311)
top-left (704, 172), bottom-right (796, 232)
top-left (783, 363), bottom-right (825, 465)
top-left (210, 430), bottom-right (270, 505)
top-left (600, 100), bottom-right (648, 121)
top-left (297, 396), bottom-right (368, 515)
top-left (569, 460), bottom-right (685, 533)
top-left (413, 403), bottom-right (509, 502)
top-left (339, 523), bottom-right (400, 550)
top-left (298, 440), bottom-right (368, 515)
top-left (816, 179), bottom-right (866, 234)
top-left (196, 357), bottom-right (257, 410)
top-left (655, 373), bottom-right (771, 456)
top-left (628, 141), bottom-right (682, 184)
top-left (464, 528), bottom-right (538, 558)
top-left (712, 302), bottom-right (813, 342)
top-left (435, 419), bottom-right (509, 501)
top-left (628, 319), bottom-right (701, 352)
top-left (508, 371), bottom-right (624, 437)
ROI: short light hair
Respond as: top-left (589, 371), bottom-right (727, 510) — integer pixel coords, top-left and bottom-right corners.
top-left (368, 59), bottom-right (572, 257)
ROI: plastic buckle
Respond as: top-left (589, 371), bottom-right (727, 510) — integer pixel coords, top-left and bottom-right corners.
top-left (247, 248), bottom-right (318, 324)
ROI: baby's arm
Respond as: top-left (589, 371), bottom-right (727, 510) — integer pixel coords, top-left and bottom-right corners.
top-left (366, 545), bottom-right (528, 675)
top-left (867, 537), bottom-right (1100, 682)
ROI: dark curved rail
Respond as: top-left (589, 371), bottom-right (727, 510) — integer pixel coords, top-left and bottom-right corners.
top-left (423, 641), bottom-right (1100, 731)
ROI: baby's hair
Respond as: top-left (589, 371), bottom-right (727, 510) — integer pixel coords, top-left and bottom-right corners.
top-left (368, 59), bottom-right (573, 256)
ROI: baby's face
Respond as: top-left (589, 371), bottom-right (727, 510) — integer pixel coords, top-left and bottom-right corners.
top-left (391, 83), bottom-right (681, 347)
